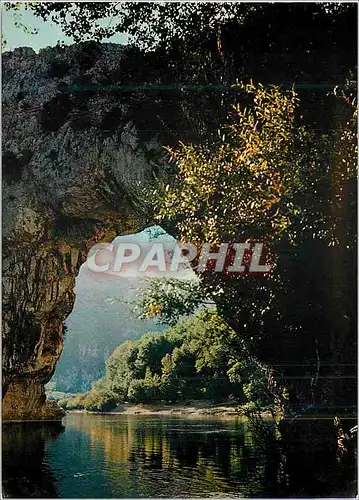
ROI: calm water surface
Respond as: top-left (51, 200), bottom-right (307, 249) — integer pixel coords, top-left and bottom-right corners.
top-left (2, 413), bottom-right (355, 498)
top-left (3, 413), bottom-right (278, 498)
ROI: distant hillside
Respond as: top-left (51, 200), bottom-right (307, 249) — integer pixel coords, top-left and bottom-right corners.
top-left (48, 226), bottom-right (195, 393)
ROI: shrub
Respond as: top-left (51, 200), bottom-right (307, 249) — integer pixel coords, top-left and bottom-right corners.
top-left (60, 393), bottom-right (87, 410)
top-left (82, 389), bottom-right (118, 412)
top-left (128, 373), bottom-right (162, 404)
top-left (58, 398), bottom-right (68, 409)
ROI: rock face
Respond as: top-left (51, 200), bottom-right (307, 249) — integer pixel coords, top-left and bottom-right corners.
top-left (2, 43), bottom-right (167, 420)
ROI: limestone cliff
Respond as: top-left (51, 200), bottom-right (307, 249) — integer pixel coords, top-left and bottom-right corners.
top-left (2, 42), bottom-right (168, 420)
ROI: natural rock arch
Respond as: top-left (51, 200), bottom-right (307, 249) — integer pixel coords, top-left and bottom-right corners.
top-left (2, 44), bottom-right (165, 420)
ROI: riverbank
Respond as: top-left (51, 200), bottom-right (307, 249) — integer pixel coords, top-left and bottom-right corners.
top-left (67, 400), bottom-right (273, 418)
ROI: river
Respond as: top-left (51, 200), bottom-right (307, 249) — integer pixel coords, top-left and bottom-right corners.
top-left (2, 413), bottom-right (356, 498)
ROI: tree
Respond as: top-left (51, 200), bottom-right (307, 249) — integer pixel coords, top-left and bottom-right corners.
top-left (138, 277), bottom-right (209, 326)
top-left (133, 331), bottom-right (182, 377)
top-left (136, 77), bottom-right (356, 490)
top-left (155, 81), bottom-right (303, 243)
top-left (61, 310), bottom-right (272, 407)
top-left (106, 340), bottom-right (140, 396)
top-left (148, 81), bottom-right (357, 419)
top-left (2, 2), bottom-right (39, 49)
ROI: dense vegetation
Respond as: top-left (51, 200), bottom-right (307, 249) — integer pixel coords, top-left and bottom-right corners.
top-left (142, 80), bottom-right (357, 420)
top-left (59, 309), bottom-right (273, 412)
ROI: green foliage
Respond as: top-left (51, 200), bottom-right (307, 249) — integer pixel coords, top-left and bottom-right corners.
top-left (137, 277), bottom-right (210, 326)
top-left (127, 370), bottom-right (162, 404)
top-left (28, 3), bottom-right (355, 57)
top-left (146, 81), bottom-right (357, 418)
top-left (81, 389), bottom-right (118, 412)
top-left (134, 333), bottom-right (181, 377)
top-left (60, 311), bottom-right (273, 410)
top-left (58, 393), bottom-right (87, 411)
top-left (153, 82), bottom-right (303, 245)
top-left (106, 341), bottom-right (140, 396)
top-left (3, 2), bottom-right (39, 48)
top-left (58, 379), bottom-right (119, 412)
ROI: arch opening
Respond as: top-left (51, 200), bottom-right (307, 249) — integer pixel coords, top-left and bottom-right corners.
top-left (45, 225), bottom-right (199, 403)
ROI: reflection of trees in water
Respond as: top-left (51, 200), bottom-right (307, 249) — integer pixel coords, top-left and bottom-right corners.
top-left (4, 415), bottom-right (354, 497)
top-left (279, 418), bottom-right (357, 497)
top-left (2, 423), bottom-right (64, 498)
top-left (68, 414), bottom-right (272, 496)
top-left (136, 418), bottom-right (272, 493)
top-left (247, 415), bottom-right (357, 497)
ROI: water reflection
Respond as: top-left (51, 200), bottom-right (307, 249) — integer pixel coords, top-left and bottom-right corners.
top-left (279, 418), bottom-right (357, 497)
top-left (60, 414), bottom-right (272, 498)
top-left (2, 414), bottom-right (355, 498)
top-left (2, 422), bottom-right (64, 498)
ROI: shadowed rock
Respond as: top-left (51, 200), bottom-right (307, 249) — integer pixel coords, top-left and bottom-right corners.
top-left (2, 43), bottom-right (168, 420)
